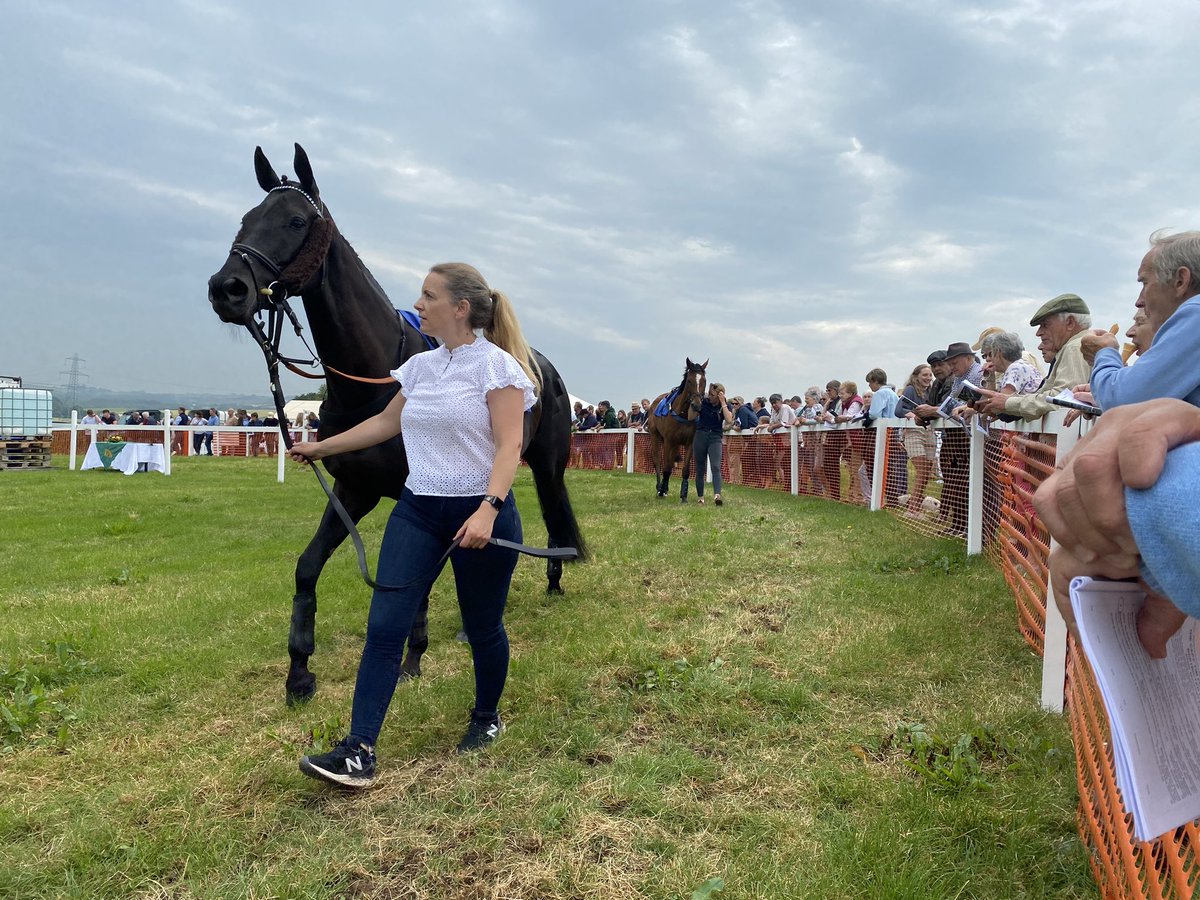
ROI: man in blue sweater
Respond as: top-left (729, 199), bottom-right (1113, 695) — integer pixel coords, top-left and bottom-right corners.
top-left (1035, 399), bottom-right (1200, 659)
top-left (1084, 230), bottom-right (1200, 409)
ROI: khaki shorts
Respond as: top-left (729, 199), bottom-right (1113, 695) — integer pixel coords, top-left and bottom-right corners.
top-left (902, 427), bottom-right (938, 459)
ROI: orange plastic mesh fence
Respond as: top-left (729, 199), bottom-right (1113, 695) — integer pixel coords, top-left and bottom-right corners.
top-left (601, 429), bottom-right (880, 503)
top-left (53, 427), bottom-right (299, 458)
top-left (52, 430), bottom-right (161, 453)
top-left (569, 432), bottom-right (628, 472)
top-left (879, 423), bottom-right (950, 540)
top-left (568, 423), bottom-right (1200, 898)
top-left (1067, 641), bottom-right (1200, 899)
top-left (988, 431), bottom-right (1056, 655)
top-left (723, 432), bottom-right (791, 493)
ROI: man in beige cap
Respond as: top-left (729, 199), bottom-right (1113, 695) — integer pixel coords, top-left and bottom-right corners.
top-left (974, 293), bottom-right (1092, 420)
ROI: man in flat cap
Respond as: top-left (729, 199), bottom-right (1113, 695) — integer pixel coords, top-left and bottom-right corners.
top-left (973, 293), bottom-right (1092, 420)
top-left (1083, 230), bottom-right (1200, 411)
top-left (910, 350), bottom-right (952, 422)
top-left (936, 342), bottom-right (984, 536)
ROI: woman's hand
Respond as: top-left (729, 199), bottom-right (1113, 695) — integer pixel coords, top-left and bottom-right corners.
top-left (289, 442), bottom-right (325, 465)
top-left (455, 506), bottom-right (497, 549)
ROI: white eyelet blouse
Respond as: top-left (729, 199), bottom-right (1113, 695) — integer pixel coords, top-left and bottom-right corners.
top-left (391, 336), bottom-right (536, 496)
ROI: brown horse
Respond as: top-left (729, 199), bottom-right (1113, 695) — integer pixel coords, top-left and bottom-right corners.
top-left (645, 358), bottom-right (707, 502)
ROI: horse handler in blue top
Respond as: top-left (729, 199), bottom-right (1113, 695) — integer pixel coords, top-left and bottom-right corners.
top-left (289, 262), bottom-right (539, 789)
top-left (693, 382), bottom-right (734, 505)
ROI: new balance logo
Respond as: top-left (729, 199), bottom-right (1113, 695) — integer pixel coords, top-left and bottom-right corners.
top-left (486, 724), bottom-right (500, 738)
top-left (345, 755), bottom-right (363, 773)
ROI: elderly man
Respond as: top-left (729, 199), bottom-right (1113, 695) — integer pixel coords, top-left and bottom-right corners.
top-left (974, 294), bottom-right (1092, 419)
top-left (767, 393), bottom-right (797, 432)
top-left (1084, 230), bottom-right (1200, 410)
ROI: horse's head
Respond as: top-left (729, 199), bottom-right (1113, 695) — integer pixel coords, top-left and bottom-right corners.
top-left (207, 143), bottom-right (333, 325)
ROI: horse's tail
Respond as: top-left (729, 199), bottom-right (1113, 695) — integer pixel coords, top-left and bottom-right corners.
top-left (529, 460), bottom-right (589, 562)
top-left (524, 350), bottom-right (588, 561)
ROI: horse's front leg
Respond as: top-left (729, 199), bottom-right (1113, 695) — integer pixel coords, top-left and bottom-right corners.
top-left (287, 485), bottom-right (380, 706)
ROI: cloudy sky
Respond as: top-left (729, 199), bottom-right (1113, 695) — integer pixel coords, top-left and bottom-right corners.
top-left (3, 0), bottom-right (1198, 408)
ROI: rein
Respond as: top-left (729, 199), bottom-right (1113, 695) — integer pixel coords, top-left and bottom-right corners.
top-left (236, 185), bottom-right (575, 592)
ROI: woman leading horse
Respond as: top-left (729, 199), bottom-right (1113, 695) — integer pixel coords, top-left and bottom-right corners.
top-left (291, 263), bottom-right (534, 786)
top-left (207, 144), bottom-right (585, 705)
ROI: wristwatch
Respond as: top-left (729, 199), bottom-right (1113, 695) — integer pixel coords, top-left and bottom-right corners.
top-left (482, 494), bottom-right (505, 511)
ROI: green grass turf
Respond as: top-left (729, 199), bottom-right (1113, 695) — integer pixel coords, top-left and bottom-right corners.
top-left (0, 458), bottom-right (1091, 898)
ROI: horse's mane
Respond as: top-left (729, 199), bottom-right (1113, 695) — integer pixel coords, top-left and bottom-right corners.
top-left (676, 364), bottom-right (702, 395)
top-left (334, 230), bottom-right (389, 302)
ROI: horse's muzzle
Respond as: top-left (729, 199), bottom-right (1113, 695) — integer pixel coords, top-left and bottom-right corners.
top-left (207, 271), bottom-right (255, 324)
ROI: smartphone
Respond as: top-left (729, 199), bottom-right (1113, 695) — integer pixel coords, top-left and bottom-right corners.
top-left (1049, 396), bottom-right (1102, 417)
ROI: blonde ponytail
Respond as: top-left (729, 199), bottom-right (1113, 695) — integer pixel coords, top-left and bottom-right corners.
top-left (428, 262), bottom-right (542, 395)
top-left (486, 290), bottom-right (542, 394)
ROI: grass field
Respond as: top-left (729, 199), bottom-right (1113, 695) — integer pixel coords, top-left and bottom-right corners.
top-left (0, 458), bottom-right (1092, 898)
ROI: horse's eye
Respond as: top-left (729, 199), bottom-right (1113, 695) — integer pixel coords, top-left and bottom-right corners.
top-left (289, 216), bottom-right (307, 230)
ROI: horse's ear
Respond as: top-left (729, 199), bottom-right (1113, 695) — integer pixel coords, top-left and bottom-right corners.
top-left (293, 143), bottom-right (319, 200)
top-left (686, 357), bottom-right (694, 368)
top-left (702, 358), bottom-right (709, 368)
top-left (254, 147), bottom-right (279, 193)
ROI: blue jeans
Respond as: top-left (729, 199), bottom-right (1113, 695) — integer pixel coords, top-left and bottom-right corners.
top-left (349, 488), bottom-right (522, 745)
top-left (693, 429), bottom-right (723, 497)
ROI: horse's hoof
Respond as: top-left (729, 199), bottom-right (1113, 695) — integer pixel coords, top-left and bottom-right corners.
top-left (546, 585), bottom-right (565, 596)
top-left (285, 672), bottom-right (317, 707)
top-left (398, 669), bottom-right (421, 683)
top-left (657, 492), bottom-right (666, 498)
top-left (286, 686), bottom-right (316, 707)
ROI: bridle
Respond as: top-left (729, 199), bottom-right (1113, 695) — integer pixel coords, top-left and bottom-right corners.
top-left (670, 368), bottom-right (705, 423)
top-left (226, 182), bottom-right (400, 396)
top-left (222, 183), bottom-right (576, 592)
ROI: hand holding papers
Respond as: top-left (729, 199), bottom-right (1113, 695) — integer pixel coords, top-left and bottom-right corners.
top-left (1070, 577), bottom-right (1200, 842)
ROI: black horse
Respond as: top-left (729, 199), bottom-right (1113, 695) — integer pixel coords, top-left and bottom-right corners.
top-left (207, 144), bottom-right (586, 704)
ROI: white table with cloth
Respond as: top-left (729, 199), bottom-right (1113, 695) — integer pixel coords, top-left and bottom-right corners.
top-left (81, 441), bottom-right (166, 475)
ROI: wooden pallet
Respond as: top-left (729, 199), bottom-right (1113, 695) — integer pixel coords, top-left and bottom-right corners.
top-left (0, 436), bottom-right (52, 470)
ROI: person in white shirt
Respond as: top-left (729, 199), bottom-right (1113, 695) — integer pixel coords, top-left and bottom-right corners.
top-left (290, 262), bottom-right (539, 788)
top-left (767, 393), bottom-right (797, 432)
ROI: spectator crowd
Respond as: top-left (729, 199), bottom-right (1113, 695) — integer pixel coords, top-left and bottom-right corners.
top-left (79, 407), bottom-right (322, 457)
top-left (571, 230), bottom-right (1199, 552)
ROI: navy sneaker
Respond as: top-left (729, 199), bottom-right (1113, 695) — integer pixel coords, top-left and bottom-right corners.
top-left (457, 716), bottom-right (505, 754)
top-left (299, 737), bottom-right (377, 788)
